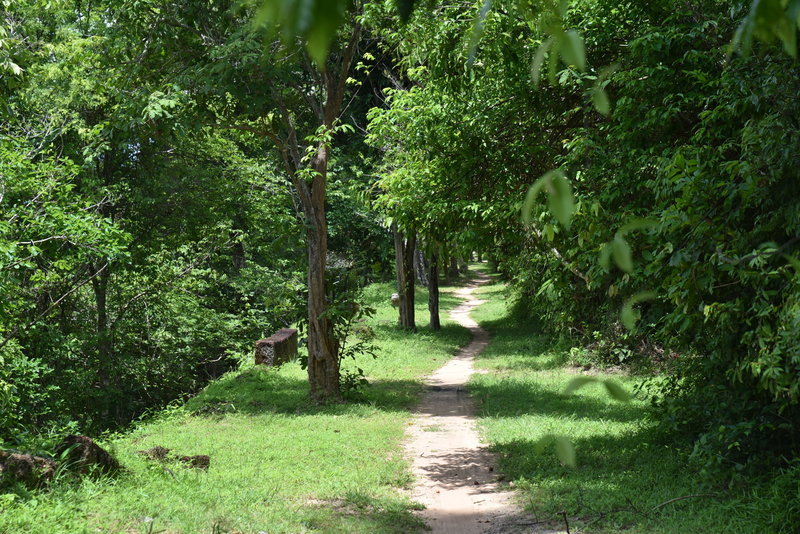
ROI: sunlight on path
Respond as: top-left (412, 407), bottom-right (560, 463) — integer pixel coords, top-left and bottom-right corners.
top-left (405, 272), bottom-right (558, 534)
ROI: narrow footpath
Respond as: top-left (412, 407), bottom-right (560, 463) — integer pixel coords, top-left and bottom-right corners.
top-left (405, 272), bottom-right (552, 534)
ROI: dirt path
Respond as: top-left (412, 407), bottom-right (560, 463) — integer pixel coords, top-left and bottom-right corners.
top-left (405, 273), bottom-right (552, 534)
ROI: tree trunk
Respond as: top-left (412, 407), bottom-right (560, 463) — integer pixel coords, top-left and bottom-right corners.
top-left (414, 247), bottom-right (428, 287)
top-left (449, 255), bottom-right (459, 281)
top-left (458, 256), bottom-right (468, 274)
top-left (428, 251), bottom-right (440, 331)
top-left (91, 263), bottom-right (113, 421)
top-left (393, 223), bottom-right (416, 330)
top-left (305, 149), bottom-right (340, 403)
top-left (275, 21), bottom-right (360, 403)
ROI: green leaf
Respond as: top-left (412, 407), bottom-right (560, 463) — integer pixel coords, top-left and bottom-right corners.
top-left (531, 37), bottom-right (554, 87)
top-left (522, 170), bottom-right (574, 229)
top-left (599, 243), bottom-right (612, 270)
top-left (592, 87), bottom-right (610, 116)
top-left (611, 234), bottom-right (633, 272)
top-left (619, 218), bottom-right (658, 235)
top-left (560, 30), bottom-right (586, 71)
top-left (603, 380), bottom-right (631, 402)
top-left (564, 375), bottom-right (598, 395)
top-left (549, 171), bottom-right (575, 229)
top-left (532, 434), bottom-right (552, 455)
top-left (621, 291), bottom-right (657, 330)
top-left (256, 0), bottom-right (351, 67)
top-left (522, 179), bottom-right (546, 225)
top-left (783, 254), bottom-right (800, 277)
top-left (466, 0), bottom-right (493, 68)
top-left (554, 436), bottom-right (576, 467)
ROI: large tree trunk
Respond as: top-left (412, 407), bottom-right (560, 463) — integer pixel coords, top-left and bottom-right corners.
top-left (393, 223), bottom-right (416, 330)
top-left (428, 251), bottom-right (440, 331)
top-left (272, 21), bottom-right (360, 403)
top-left (305, 164), bottom-right (340, 402)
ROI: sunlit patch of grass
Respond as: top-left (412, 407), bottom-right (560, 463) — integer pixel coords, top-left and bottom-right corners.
top-left (470, 281), bottom-right (764, 533)
top-left (0, 277), bottom-right (472, 534)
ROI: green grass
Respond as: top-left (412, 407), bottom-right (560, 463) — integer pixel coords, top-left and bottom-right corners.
top-left (0, 280), bottom-right (470, 534)
top-left (469, 279), bottom-right (765, 534)
top-left (7, 270), bottom-right (777, 533)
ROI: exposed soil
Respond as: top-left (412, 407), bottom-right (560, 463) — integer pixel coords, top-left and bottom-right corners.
top-left (137, 446), bottom-right (210, 470)
top-left (404, 272), bottom-right (560, 534)
top-left (0, 450), bottom-right (56, 488)
top-left (55, 434), bottom-right (121, 476)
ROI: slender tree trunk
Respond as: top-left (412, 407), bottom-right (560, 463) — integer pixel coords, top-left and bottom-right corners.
top-left (393, 223), bottom-right (416, 330)
top-left (458, 256), bottom-right (468, 274)
top-left (428, 251), bottom-right (440, 331)
top-left (270, 21), bottom-right (360, 403)
top-left (449, 255), bottom-right (459, 280)
top-left (91, 263), bottom-right (113, 421)
top-left (414, 248), bottom-right (428, 287)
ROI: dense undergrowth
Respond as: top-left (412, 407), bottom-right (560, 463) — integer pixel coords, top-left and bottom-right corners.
top-left (471, 276), bottom-right (799, 533)
top-left (0, 281), bottom-right (469, 533)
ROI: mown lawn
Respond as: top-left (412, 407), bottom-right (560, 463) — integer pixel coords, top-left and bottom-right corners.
top-left (469, 276), bottom-right (766, 534)
top-left (0, 281), bottom-right (470, 534)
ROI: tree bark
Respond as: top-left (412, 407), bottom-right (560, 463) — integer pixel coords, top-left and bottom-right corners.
top-left (304, 161), bottom-right (340, 402)
top-left (414, 248), bottom-right (428, 287)
top-left (428, 251), bottom-right (440, 331)
top-left (265, 21), bottom-right (361, 403)
top-left (458, 256), bottom-right (468, 274)
top-left (393, 222), bottom-right (416, 330)
top-left (448, 255), bottom-right (459, 281)
top-left (91, 263), bottom-right (114, 420)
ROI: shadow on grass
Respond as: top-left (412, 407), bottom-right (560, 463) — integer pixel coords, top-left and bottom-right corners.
top-left (470, 293), bottom-right (703, 531)
top-left (303, 490), bottom-right (427, 534)
top-left (470, 376), bottom-right (648, 423)
top-left (187, 320), bottom-right (469, 418)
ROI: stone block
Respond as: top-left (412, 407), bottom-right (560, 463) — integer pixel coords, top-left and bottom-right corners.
top-left (255, 328), bottom-right (298, 366)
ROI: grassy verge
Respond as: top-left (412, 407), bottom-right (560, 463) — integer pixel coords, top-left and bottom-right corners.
top-left (0, 281), bottom-right (470, 534)
top-left (469, 277), bottom-right (763, 533)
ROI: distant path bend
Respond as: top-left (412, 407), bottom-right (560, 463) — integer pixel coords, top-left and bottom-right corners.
top-left (405, 271), bottom-right (549, 534)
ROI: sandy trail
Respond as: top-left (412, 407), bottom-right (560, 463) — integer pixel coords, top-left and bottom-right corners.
top-left (405, 272), bottom-right (554, 534)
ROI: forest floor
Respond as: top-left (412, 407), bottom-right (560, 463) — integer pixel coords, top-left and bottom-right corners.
top-left (0, 266), bottom-right (765, 533)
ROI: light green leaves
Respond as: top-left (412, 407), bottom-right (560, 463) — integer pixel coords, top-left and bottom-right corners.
top-left (592, 87), bottom-right (610, 115)
top-left (466, 0), bottom-right (494, 68)
top-left (621, 291), bottom-right (657, 330)
top-left (564, 376), bottom-right (632, 402)
top-left (610, 234), bottom-right (633, 272)
top-left (785, 254), bottom-right (800, 277)
top-left (522, 170), bottom-right (574, 229)
top-left (534, 375), bottom-right (633, 468)
top-left (533, 433), bottom-right (577, 467)
top-left (531, 1), bottom-right (587, 86)
top-left (590, 64), bottom-right (618, 116)
top-left (560, 30), bottom-right (586, 71)
top-left (598, 219), bottom-right (658, 330)
top-left (531, 31), bottom-right (586, 86)
top-left (600, 218), bottom-right (657, 273)
top-left (255, 0), bottom-right (352, 66)
top-left (732, 0), bottom-right (800, 58)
